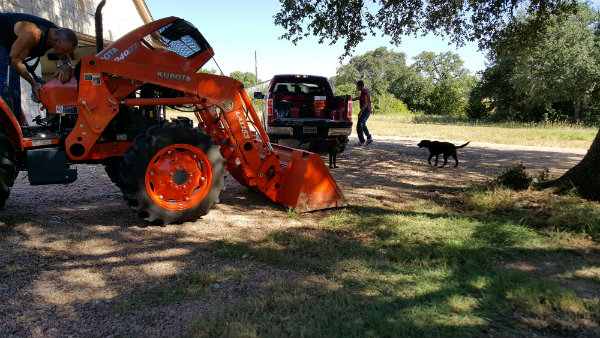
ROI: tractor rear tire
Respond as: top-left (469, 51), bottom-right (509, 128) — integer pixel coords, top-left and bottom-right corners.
top-left (119, 123), bottom-right (225, 225)
top-left (0, 123), bottom-right (17, 209)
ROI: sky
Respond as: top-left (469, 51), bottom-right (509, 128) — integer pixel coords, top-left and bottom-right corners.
top-left (144, 0), bottom-right (489, 82)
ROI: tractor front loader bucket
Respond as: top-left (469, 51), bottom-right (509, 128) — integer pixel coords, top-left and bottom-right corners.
top-left (196, 82), bottom-right (346, 214)
top-left (271, 143), bottom-right (347, 212)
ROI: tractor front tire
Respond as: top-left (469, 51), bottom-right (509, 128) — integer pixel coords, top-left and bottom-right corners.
top-left (119, 123), bottom-right (225, 225)
top-left (0, 123), bottom-right (17, 209)
top-left (104, 157), bottom-right (123, 187)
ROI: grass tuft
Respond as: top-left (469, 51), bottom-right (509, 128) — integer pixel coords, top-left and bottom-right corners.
top-left (460, 186), bottom-right (600, 240)
top-left (111, 266), bottom-right (249, 315)
top-left (493, 162), bottom-right (533, 190)
top-left (286, 207), bottom-right (300, 219)
top-left (509, 280), bottom-right (587, 315)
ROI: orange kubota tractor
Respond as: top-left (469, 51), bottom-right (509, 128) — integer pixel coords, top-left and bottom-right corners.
top-left (0, 9), bottom-right (346, 225)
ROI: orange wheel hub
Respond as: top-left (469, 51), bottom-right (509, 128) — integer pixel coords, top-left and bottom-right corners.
top-left (145, 144), bottom-right (213, 210)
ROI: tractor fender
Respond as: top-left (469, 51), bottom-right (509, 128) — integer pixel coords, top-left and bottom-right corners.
top-left (0, 98), bottom-right (24, 151)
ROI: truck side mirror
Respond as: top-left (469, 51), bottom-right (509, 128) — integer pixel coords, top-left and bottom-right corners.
top-left (254, 92), bottom-right (264, 99)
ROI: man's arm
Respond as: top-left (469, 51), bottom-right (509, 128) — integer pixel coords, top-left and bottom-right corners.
top-left (356, 92), bottom-right (366, 118)
top-left (9, 22), bottom-right (45, 100)
top-left (55, 57), bottom-right (72, 84)
top-left (357, 99), bottom-right (366, 118)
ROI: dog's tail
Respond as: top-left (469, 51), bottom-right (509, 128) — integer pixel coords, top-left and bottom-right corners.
top-left (457, 141), bottom-right (470, 148)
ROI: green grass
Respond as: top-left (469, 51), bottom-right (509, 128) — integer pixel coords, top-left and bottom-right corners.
top-left (185, 193), bottom-right (600, 338)
top-left (366, 114), bottom-right (597, 148)
top-left (166, 109), bottom-right (596, 149)
top-left (461, 175), bottom-right (600, 241)
top-left (110, 266), bottom-right (249, 315)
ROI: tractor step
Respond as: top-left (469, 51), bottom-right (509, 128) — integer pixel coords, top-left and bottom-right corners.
top-left (21, 126), bottom-right (59, 139)
top-left (27, 148), bottom-right (77, 185)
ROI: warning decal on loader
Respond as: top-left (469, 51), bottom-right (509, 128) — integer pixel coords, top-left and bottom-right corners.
top-left (83, 73), bottom-right (101, 85)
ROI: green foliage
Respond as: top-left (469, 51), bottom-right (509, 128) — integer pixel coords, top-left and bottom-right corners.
top-left (229, 71), bottom-right (259, 88)
top-left (274, 0), bottom-right (578, 59)
top-left (374, 92), bottom-right (410, 115)
top-left (466, 81), bottom-right (491, 119)
top-left (389, 67), bottom-right (433, 112)
top-left (333, 82), bottom-right (356, 96)
top-left (478, 4), bottom-right (600, 123)
top-left (399, 51), bottom-right (476, 117)
top-left (412, 51), bottom-right (470, 82)
top-left (428, 79), bottom-right (469, 118)
top-left (332, 46), bottom-right (409, 98)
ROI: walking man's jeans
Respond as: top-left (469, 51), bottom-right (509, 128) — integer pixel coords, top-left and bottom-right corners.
top-left (357, 110), bottom-right (372, 143)
top-left (0, 45), bottom-right (24, 124)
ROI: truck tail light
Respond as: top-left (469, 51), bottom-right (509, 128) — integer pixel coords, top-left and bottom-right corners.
top-left (347, 100), bottom-right (352, 122)
top-left (267, 98), bottom-right (273, 117)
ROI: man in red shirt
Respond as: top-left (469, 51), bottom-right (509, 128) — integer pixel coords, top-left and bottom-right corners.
top-left (352, 80), bottom-right (373, 145)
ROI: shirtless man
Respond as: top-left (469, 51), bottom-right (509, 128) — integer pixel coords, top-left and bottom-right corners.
top-left (0, 13), bottom-right (78, 124)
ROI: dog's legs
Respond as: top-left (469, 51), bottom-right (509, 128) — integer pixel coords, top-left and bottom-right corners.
top-left (452, 153), bottom-right (459, 167)
top-left (434, 154), bottom-right (440, 166)
top-left (333, 153), bottom-right (338, 168)
top-left (427, 153), bottom-right (434, 166)
top-left (440, 154), bottom-right (448, 168)
top-left (329, 153), bottom-right (333, 168)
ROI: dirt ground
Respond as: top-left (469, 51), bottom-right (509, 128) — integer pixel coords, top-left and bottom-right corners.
top-left (0, 135), bottom-right (596, 337)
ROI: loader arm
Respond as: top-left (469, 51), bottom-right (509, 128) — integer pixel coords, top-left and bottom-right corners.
top-left (59, 17), bottom-right (346, 212)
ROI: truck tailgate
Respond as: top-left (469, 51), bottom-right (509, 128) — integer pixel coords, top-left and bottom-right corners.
top-left (271, 118), bottom-right (352, 128)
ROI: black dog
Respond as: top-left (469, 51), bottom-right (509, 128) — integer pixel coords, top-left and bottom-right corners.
top-left (308, 136), bottom-right (349, 168)
top-left (417, 140), bottom-right (469, 167)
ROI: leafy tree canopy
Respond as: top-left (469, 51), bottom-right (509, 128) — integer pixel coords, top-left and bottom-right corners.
top-left (275, 0), bottom-right (578, 58)
top-left (412, 51), bottom-right (470, 83)
top-left (331, 46), bottom-right (408, 97)
top-left (229, 71), bottom-right (260, 88)
top-left (475, 4), bottom-right (600, 122)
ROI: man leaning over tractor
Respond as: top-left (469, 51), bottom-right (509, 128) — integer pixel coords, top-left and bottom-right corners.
top-left (0, 13), bottom-right (78, 125)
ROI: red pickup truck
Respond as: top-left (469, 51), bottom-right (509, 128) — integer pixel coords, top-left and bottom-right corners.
top-left (254, 75), bottom-right (352, 143)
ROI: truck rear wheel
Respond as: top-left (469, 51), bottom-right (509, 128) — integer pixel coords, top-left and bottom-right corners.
top-left (119, 123), bottom-right (225, 225)
top-left (0, 123), bottom-right (17, 209)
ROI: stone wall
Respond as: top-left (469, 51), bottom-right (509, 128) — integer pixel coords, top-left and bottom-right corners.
top-left (1, 0), bottom-right (151, 123)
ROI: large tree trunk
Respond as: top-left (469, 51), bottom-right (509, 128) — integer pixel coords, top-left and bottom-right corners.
top-left (542, 128), bottom-right (600, 200)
